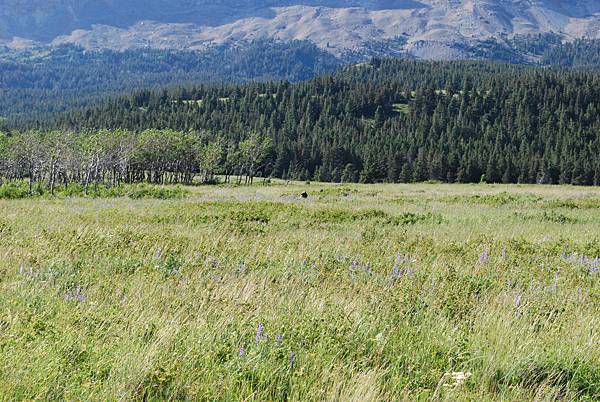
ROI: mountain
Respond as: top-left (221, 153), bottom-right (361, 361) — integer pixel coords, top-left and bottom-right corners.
top-left (4, 1), bottom-right (600, 121)
top-left (2, 1), bottom-right (600, 59)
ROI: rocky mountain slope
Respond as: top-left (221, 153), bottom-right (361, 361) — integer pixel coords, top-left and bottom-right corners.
top-left (1, 1), bottom-right (600, 58)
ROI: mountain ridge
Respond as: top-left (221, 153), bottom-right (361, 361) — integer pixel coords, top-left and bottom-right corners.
top-left (2, 1), bottom-right (600, 59)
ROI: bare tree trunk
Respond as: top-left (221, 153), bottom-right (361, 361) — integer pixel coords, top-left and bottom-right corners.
top-left (50, 159), bottom-right (56, 196)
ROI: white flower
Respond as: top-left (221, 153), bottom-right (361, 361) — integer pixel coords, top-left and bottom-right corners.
top-left (442, 371), bottom-right (472, 388)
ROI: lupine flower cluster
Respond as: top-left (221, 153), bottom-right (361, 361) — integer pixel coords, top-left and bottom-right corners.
top-left (240, 323), bottom-right (293, 368)
top-left (335, 255), bottom-right (348, 262)
top-left (64, 285), bottom-right (87, 302)
top-left (256, 323), bottom-right (265, 344)
top-left (547, 270), bottom-right (561, 292)
top-left (349, 259), bottom-right (372, 275)
top-left (251, 323), bottom-right (284, 346)
top-left (387, 253), bottom-right (415, 286)
top-left (561, 252), bottom-right (599, 274)
top-left (479, 250), bottom-right (490, 264)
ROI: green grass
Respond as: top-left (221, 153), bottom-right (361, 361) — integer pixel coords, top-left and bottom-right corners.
top-left (0, 182), bottom-right (598, 400)
top-left (0, 181), bottom-right (188, 200)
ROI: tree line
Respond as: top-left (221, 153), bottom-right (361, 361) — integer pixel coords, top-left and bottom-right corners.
top-left (9, 59), bottom-right (600, 186)
top-left (0, 129), bottom-right (273, 193)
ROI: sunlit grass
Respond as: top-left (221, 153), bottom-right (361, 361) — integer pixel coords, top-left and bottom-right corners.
top-left (0, 182), bottom-right (598, 400)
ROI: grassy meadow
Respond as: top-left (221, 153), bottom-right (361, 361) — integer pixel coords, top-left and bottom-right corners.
top-left (0, 181), bottom-right (598, 400)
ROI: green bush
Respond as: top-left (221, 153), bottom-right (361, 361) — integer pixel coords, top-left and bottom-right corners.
top-left (57, 182), bottom-right (86, 197)
top-left (0, 181), bottom-right (30, 199)
top-left (0, 180), bottom-right (189, 200)
top-left (123, 184), bottom-right (188, 200)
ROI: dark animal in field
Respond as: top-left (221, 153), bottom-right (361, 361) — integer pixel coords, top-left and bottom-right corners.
top-left (301, 191), bottom-right (308, 199)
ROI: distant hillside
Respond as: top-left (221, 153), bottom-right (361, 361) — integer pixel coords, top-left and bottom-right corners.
top-left (0, 40), bottom-right (341, 120)
top-left (4, 34), bottom-right (600, 121)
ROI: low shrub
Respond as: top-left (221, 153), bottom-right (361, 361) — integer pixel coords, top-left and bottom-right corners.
top-left (0, 181), bottom-right (30, 199)
top-left (0, 180), bottom-right (189, 199)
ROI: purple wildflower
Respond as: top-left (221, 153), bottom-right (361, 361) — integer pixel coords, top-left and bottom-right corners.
top-left (65, 285), bottom-right (86, 303)
top-left (562, 252), bottom-right (599, 274)
top-left (388, 254), bottom-right (414, 286)
top-left (256, 323), bottom-right (264, 344)
top-left (239, 347), bottom-right (246, 356)
top-left (349, 259), bottom-right (372, 275)
top-left (479, 250), bottom-right (489, 263)
top-left (289, 352), bottom-right (295, 369)
top-left (275, 334), bottom-right (283, 343)
top-left (395, 253), bottom-right (404, 264)
top-left (515, 294), bottom-right (522, 308)
top-left (75, 286), bottom-right (86, 302)
top-left (591, 257), bottom-right (599, 274)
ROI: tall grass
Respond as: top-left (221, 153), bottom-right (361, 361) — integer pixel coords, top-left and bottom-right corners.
top-left (0, 182), bottom-right (598, 400)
